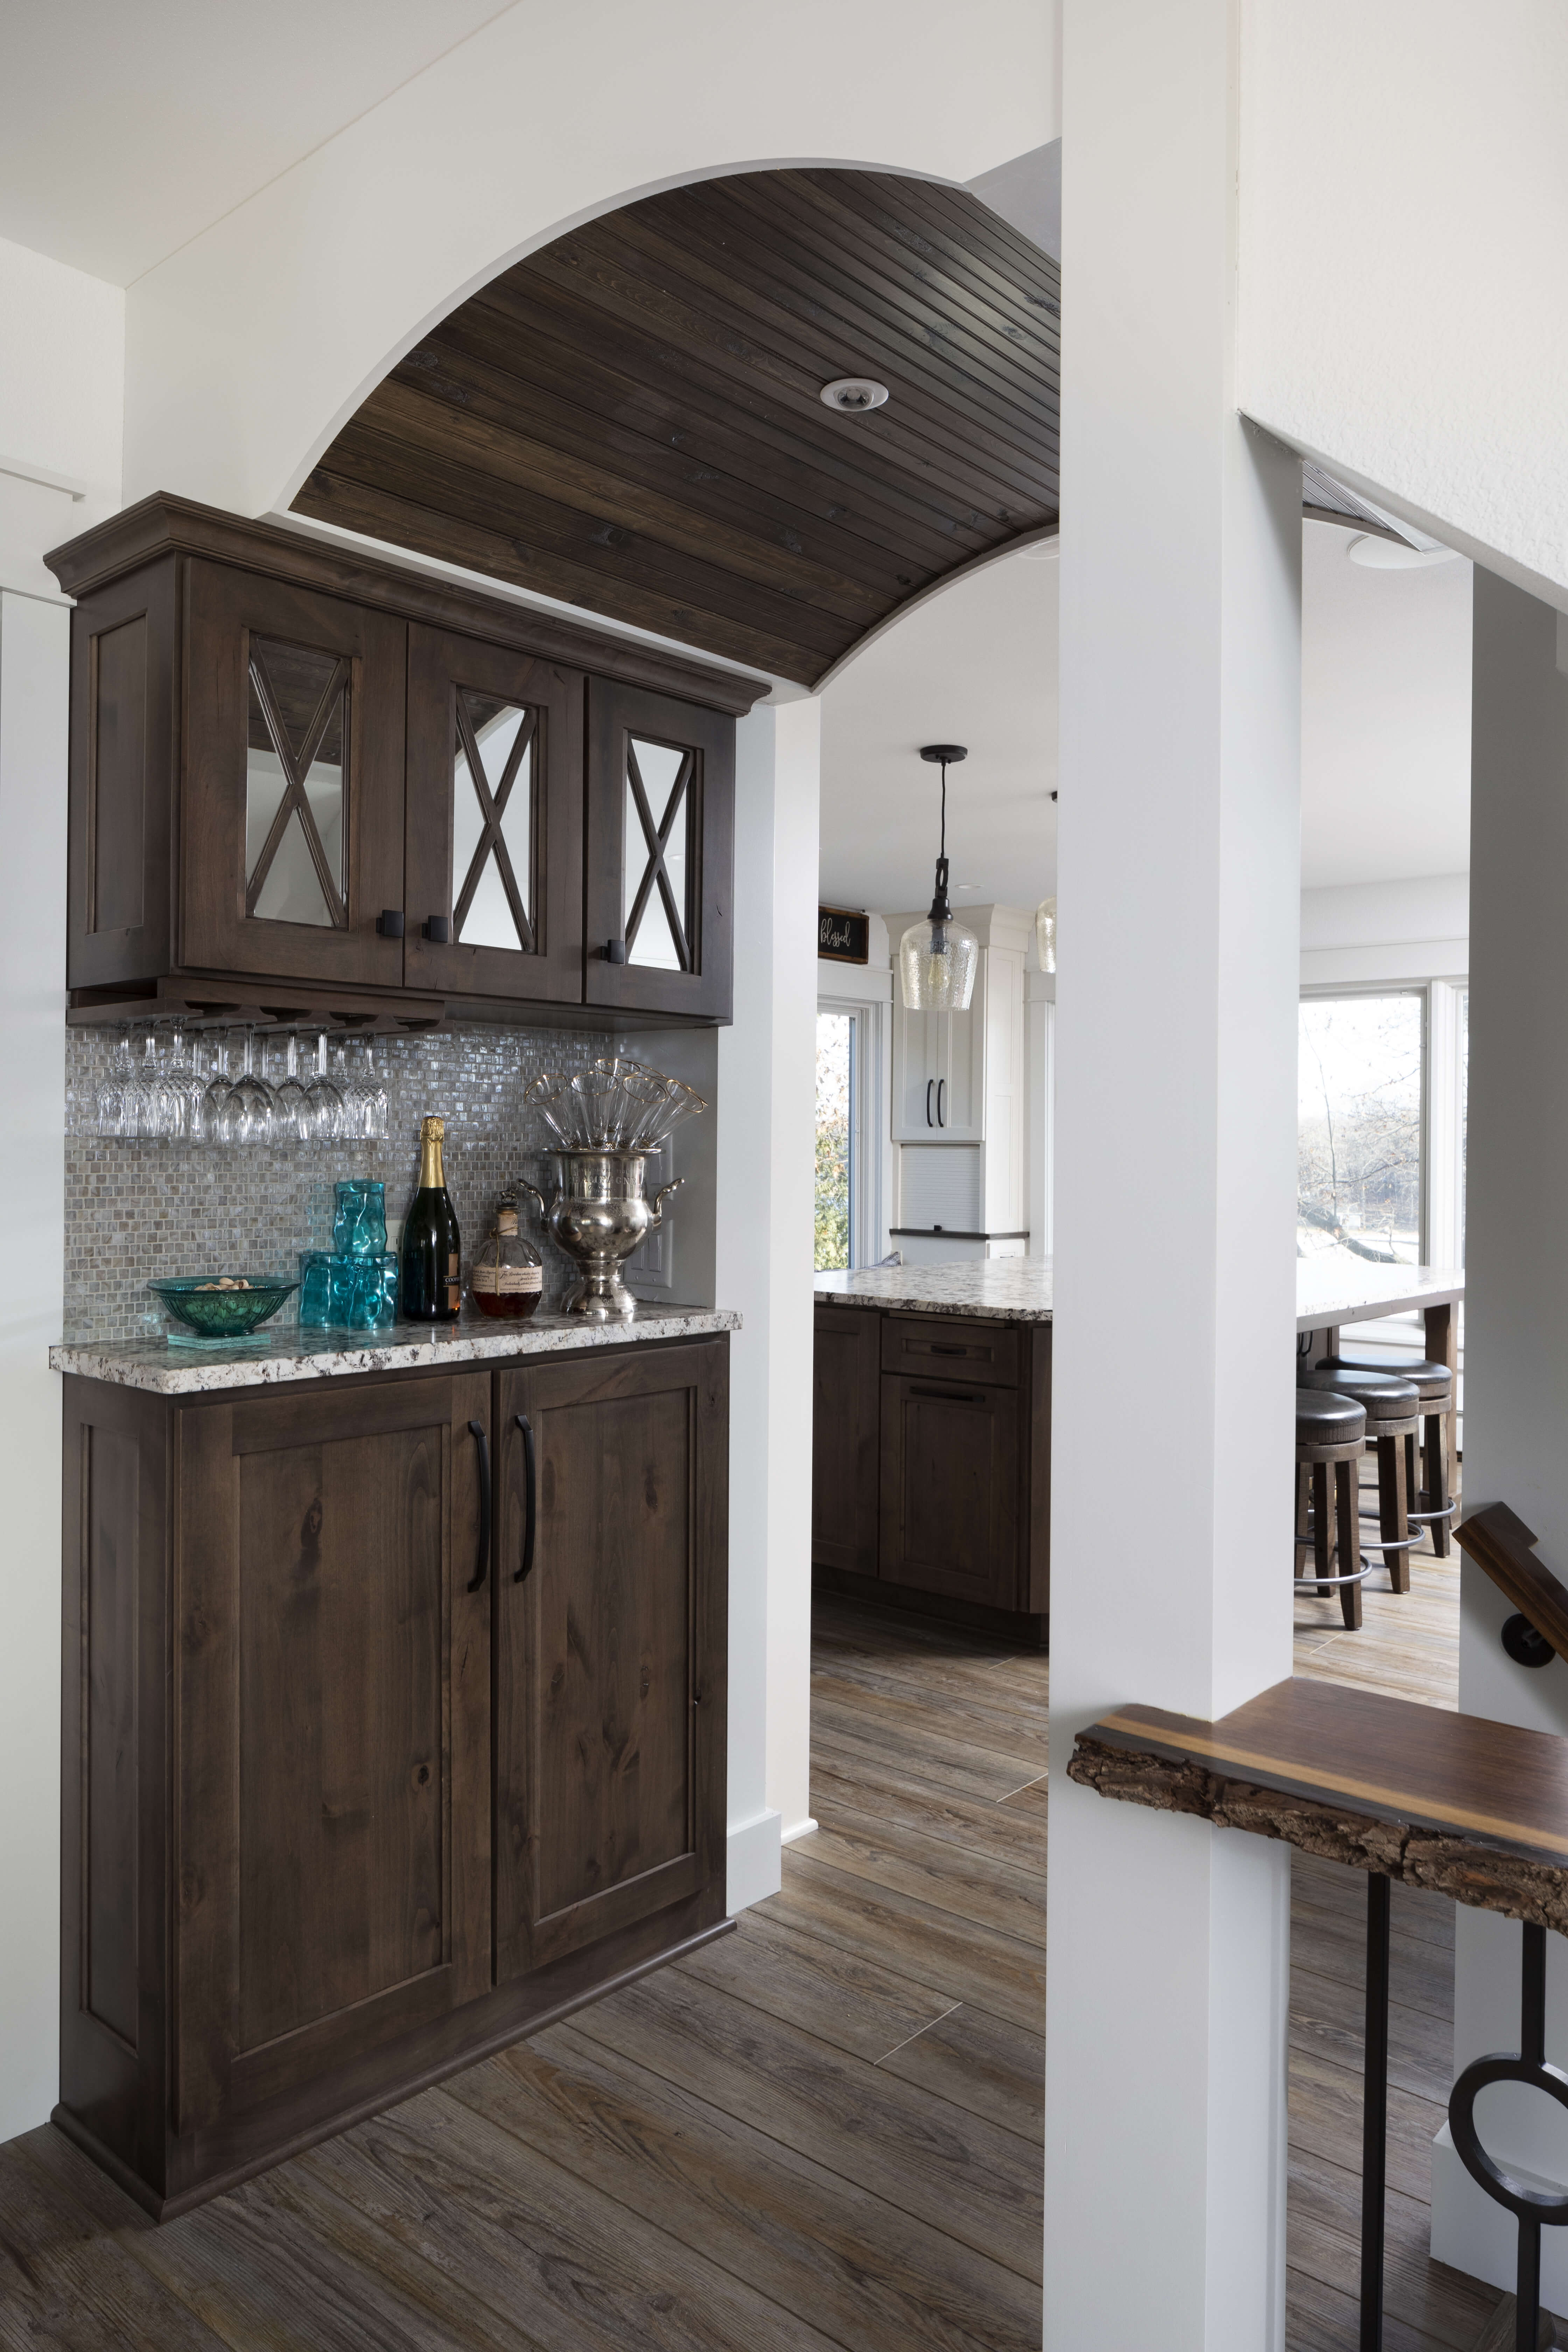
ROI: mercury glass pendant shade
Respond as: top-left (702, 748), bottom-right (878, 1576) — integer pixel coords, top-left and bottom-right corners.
top-left (899, 910), bottom-right (979, 1010)
top-left (1035, 895), bottom-right (1057, 973)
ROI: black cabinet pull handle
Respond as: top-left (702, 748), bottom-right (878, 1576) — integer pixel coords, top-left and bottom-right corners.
top-left (424, 916), bottom-right (451, 943)
top-left (909, 1384), bottom-right (987, 1403)
top-left (376, 908), bottom-right (405, 937)
top-left (926, 1078), bottom-right (934, 1127)
top-left (938, 1078), bottom-right (946, 1128)
top-left (467, 1419), bottom-right (490, 1592)
top-left (514, 1413), bottom-right (537, 1583)
top-left (605, 938), bottom-right (628, 964)
top-left (929, 1343), bottom-right (968, 1356)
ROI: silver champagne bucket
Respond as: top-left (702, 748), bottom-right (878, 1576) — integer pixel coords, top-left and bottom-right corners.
top-left (519, 1148), bottom-right (683, 1320)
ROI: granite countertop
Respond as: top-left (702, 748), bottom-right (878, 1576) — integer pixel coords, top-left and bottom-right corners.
top-left (51, 1305), bottom-right (740, 1396)
top-left (814, 1261), bottom-right (1055, 1322)
top-left (815, 1254), bottom-right (1466, 1331)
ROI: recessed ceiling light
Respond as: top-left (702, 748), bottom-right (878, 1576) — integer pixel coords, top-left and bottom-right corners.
top-left (820, 377), bottom-right (889, 413)
top-left (1348, 532), bottom-right (1460, 571)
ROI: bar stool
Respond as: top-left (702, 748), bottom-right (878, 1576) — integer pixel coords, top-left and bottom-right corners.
top-left (1316, 1353), bottom-right (1455, 1558)
top-left (1297, 1366), bottom-right (1422, 1592)
top-left (1295, 1389), bottom-right (1372, 1629)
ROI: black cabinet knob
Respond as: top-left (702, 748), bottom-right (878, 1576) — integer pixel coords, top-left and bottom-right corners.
top-left (604, 938), bottom-right (628, 964)
top-left (423, 916), bottom-right (451, 943)
top-left (376, 909), bottom-right (405, 937)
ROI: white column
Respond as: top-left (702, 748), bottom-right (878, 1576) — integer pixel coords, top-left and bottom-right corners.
top-left (0, 590), bottom-right (68, 2139)
top-left (716, 697), bottom-right (820, 1910)
top-left (1044, 2), bottom-right (1301, 2344)
top-left (1429, 571), bottom-right (1568, 2302)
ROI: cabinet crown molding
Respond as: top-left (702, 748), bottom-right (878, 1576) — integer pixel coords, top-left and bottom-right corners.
top-left (45, 492), bottom-right (771, 718)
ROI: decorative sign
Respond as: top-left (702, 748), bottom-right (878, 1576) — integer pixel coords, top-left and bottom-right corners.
top-left (818, 905), bottom-right (870, 964)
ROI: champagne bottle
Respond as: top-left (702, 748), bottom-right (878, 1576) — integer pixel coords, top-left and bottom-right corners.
top-left (400, 1115), bottom-right (462, 1322)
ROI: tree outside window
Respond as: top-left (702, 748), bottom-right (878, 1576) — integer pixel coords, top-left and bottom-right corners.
top-left (816, 1012), bottom-right (853, 1270)
top-left (1298, 994), bottom-right (1423, 1265)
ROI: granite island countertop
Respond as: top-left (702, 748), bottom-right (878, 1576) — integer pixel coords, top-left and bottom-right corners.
top-left (814, 1254), bottom-right (1466, 1331)
top-left (814, 1261), bottom-right (1055, 1321)
top-left (51, 1304), bottom-right (740, 1397)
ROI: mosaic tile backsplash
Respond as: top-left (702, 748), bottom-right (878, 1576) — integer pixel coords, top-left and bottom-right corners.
top-left (64, 1024), bottom-right (626, 1341)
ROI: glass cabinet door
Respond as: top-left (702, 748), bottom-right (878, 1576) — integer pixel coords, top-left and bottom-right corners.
top-left (404, 626), bottom-right (583, 1003)
top-left (182, 562), bottom-right (406, 986)
top-left (584, 678), bottom-right (735, 1020)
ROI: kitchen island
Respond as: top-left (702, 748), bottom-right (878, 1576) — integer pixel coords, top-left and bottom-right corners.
top-left (812, 1255), bottom-right (1464, 1642)
top-left (51, 1302), bottom-right (734, 2217)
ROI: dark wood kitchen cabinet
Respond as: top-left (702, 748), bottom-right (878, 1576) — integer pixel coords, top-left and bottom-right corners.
top-left (811, 1304), bottom-right (1050, 1640)
top-left (494, 1343), bottom-right (727, 1981)
top-left (47, 494), bottom-right (764, 1030)
top-left (57, 1333), bottom-right (729, 2218)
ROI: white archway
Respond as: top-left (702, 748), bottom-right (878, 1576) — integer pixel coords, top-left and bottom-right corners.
top-left (122, 0), bottom-right (1056, 518)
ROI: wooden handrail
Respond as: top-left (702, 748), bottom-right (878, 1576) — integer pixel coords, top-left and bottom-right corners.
top-left (1455, 1500), bottom-right (1568, 1665)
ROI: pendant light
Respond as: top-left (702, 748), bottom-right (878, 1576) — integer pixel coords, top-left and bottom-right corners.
top-left (898, 745), bottom-right (979, 1012)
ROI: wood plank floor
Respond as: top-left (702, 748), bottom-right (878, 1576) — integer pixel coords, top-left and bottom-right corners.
top-left (0, 1499), bottom-right (1511, 2351)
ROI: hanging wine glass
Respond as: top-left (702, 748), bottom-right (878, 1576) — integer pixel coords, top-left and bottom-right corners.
top-left (164, 1024), bottom-right (206, 1142)
top-left (200, 1030), bottom-right (236, 1145)
top-left (96, 1027), bottom-right (134, 1137)
top-left (360, 1034), bottom-right (389, 1141)
top-left (219, 1030), bottom-right (274, 1146)
top-left (304, 1032), bottom-right (345, 1143)
top-left (125, 1027), bottom-right (175, 1140)
top-left (269, 1032), bottom-right (313, 1142)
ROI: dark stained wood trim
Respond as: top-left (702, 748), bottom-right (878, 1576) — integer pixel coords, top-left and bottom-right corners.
top-left (44, 494), bottom-right (770, 716)
top-left (1454, 1501), bottom-right (1568, 1661)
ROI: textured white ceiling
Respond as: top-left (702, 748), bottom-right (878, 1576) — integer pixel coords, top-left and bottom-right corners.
top-left (818, 519), bottom-right (1473, 918)
top-left (0, 1), bottom-right (513, 283)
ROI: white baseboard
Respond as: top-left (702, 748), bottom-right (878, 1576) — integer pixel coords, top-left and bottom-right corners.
top-left (1431, 2123), bottom-right (1568, 2306)
top-left (726, 1807), bottom-right (782, 1913)
top-left (780, 1815), bottom-right (818, 1845)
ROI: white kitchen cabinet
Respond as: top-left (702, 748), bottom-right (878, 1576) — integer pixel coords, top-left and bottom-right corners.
top-left (891, 956), bottom-right (986, 1142)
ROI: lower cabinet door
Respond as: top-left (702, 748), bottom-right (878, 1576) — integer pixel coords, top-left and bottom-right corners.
top-left (173, 1372), bottom-right (492, 2133)
top-left (879, 1373), bottom-right (1020, 1607)
top-left (495, 1342), bottom-right (728, 1983)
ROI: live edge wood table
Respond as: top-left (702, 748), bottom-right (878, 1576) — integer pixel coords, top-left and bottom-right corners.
top-left (48, 1306), bottom-right (736, 2220)
top-left (1073, 1677), bottom-right (1568, 2350)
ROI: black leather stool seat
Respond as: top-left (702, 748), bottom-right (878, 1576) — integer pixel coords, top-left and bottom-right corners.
top-left (1298, 1366), bottom-right (1419, 1423)
top-left (1295, 1390), bottom-right (1367, 1445)
top-left (1318, 1353), bottom-right (1452, 1405)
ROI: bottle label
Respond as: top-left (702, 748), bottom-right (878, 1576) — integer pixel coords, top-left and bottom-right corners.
top-left (473, 1263), bottom-right (543, 1295)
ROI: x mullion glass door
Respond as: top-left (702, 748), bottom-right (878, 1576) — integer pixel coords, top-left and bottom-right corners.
top-left (584, 679), bottom-right (734, 1021)
top-left (181, 562), bottom-right (406, 986)
top-left (405, 628), bottom-right (584, 1003)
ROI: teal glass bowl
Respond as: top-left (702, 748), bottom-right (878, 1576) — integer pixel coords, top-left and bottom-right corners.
top-left (148, 1276), bottom-right (299, 1339)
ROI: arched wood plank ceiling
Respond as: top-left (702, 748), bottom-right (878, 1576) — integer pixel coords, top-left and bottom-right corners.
top-left (293, 169), bottom-right (1062, 687)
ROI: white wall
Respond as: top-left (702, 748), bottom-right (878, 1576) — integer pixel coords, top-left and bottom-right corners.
top-left (1046, 1), bottom-right (1300, 2339)
top-left (1242, 2), bottom-right (1568, 611)
top-left (1300, 874), bottom-right (1469, 989)
top-left (121, 0), bottom-right (1057, 519)
top-left (716, 700), bottom-right (821, 1908)
top-left (0, 237), bottom-right (122, 2140)
top-left (1429, 572), bottom-right (1568, 2300)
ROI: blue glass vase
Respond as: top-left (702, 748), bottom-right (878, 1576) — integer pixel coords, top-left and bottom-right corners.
top-left (332, 1179), bottom-right (387, 1258)
top-left (298, 1249), bottom-right (398, 1331)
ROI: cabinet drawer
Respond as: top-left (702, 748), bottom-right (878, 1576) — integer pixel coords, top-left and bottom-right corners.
top-left (880, 1315), bottom-right (1019, 1387)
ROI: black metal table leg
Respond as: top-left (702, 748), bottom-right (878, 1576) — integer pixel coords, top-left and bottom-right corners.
top-left (1361, 1872), bottom-right (1391, 2350)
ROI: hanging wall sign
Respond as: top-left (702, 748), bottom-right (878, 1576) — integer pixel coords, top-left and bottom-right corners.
top-left (818, 905), bottom-right (870, 964)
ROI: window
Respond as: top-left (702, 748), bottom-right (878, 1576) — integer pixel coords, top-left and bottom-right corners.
top-left (816, 1011), bottom-right (855, 1270)
top-left (1297, 993), bottom-right (1424, 1266)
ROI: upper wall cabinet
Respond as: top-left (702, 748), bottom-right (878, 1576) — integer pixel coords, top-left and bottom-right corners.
top-left (585, 680), bottom-right (735, 1024)
top-left (49, 495), bottom-right (766, 1028)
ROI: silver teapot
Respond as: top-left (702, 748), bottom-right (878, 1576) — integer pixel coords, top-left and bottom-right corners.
top-left (518, 1148), bottom-right (683, 1320)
